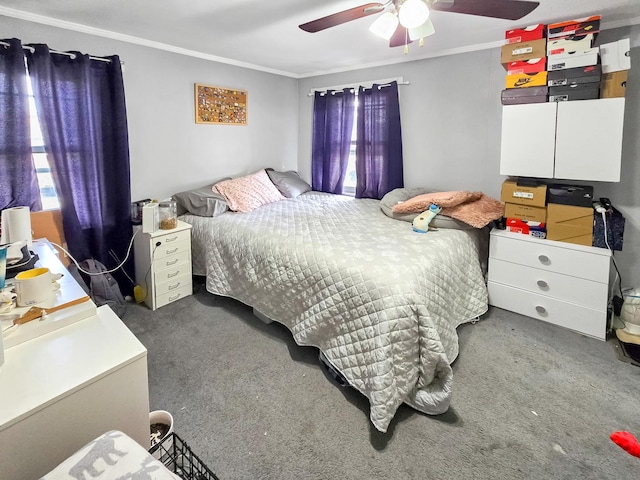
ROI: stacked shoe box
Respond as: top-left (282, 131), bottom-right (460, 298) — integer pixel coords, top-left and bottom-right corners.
top-left (500, 179), bottom-right (547, 237)
top-left (547, 15), bottom-right (601, 101)
top-left (546, 184), bottom-right (595, 246)
top-left (501, 24), bottom-right (548, 105)
top-left (599, 38), bottom-right (631, 98)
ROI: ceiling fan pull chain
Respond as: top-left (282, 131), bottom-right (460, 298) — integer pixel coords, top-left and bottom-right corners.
top-left (404, 28), bottom-right (409, 54)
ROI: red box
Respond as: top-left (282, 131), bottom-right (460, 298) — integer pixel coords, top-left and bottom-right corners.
top-left (505, 24), bottom-right (546, 44)
top-left (547, 15), bottom-right (601, 40)
top-left (505, 218), bottom-right (547, 238)
top-left (506, 57), bottom-right (546, 75)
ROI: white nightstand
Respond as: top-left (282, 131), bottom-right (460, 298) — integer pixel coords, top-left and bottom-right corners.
top-left (133, 220), bottom-right (193, 310)
top-left (487, 228), bottom-right (612, 340)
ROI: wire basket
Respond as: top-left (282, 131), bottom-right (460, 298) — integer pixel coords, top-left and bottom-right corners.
top-left (149, 432), bottom-right (220, 480)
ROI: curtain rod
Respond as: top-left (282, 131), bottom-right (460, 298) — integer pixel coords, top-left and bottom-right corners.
top-left (308, 76), bottom-right (409, 96)
top-left (0, 40), bottom-right (120, 64)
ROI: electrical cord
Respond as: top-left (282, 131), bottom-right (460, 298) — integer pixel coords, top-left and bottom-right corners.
top-left (49, 229), bottom-right (138, 276)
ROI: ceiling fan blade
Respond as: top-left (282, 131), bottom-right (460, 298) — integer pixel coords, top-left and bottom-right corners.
top-left (430, 0), bottom-right (540, 21)
top-left (299, 3), bottom-right (386, 33)
top-left (389, 25), bottom-right (413, 48)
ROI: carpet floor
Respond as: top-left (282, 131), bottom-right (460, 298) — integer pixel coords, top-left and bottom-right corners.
top-left (122, 280), bottom-right (640, 480)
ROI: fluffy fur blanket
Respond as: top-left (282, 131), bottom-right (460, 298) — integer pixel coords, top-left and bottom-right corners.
top-left (392, 190), bottom-right (505, 228)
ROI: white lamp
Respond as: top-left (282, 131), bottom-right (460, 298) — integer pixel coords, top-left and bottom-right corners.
top-left (398, 0), bottom-right (430, 29)
top-left (369, 12), bottom-right (399, 40)
top-left (409, 18), bottom-right (436, 46)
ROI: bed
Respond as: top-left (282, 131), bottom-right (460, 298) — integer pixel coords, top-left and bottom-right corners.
top-left (181, 189), bottom-right (489, 433)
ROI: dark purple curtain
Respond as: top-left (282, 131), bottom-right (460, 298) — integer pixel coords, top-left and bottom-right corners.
top-left (25, 45), bottom-right (133, 291)
top-left (311, 88), bottom-right (356, 194)
top-left (355, 81), bottom-right (404, 199)
top-left (0, 38), bottom-right (41, 211)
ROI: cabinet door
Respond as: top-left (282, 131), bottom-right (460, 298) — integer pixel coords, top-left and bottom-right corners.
top-left (554, 98), bottom-right (625, 182)
top-left (500, 103), bottom-right (557, 178)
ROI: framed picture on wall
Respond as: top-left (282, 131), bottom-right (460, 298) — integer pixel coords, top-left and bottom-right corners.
top-left (194, 83), bottom-right (247, 125)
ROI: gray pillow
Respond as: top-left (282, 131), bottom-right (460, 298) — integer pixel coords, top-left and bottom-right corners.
top-left (380, 187), bottom-right (475, 230)
top-left (172, 178), bottom-right (231, 217)
top-left (266, 170), bottom-right (312, 198)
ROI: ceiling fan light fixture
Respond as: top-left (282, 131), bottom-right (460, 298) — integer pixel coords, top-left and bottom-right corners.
top-left (408, 18), bottom-right (435, 42)
top-left (398, 0), bottom-right (430, 29)
top-left (369, 12), bottom-right (399, 40)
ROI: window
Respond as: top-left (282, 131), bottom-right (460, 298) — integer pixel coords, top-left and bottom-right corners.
top-left (26, 77), bottom-right (60, 210)
top-left (342, 98), bottom-right (358, 196)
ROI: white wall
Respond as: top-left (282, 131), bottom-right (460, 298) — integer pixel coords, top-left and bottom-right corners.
top-left (0, 15), bottom-right (299, 202)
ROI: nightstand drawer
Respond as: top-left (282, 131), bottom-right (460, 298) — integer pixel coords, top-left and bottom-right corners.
top-left (488, 259), bottom-right (608, 311)
top-left (488, 281), bottom-right (605, 340)
top-left (155, 273), bottom-right (192, 297)
top-left (489, 233), bottom-right (610, 282)
top-left (154, 260), bottom-right (191, 284)
top-left (156, 283), bottom-right (192, 309)
top-left (153, 238), bottom-right (189, 260)
top-left (153, 250), bottom-right (190, 270)
top-left (155, 229), bottom-right (190, 246)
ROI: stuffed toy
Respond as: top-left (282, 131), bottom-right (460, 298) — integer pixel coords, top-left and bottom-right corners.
top-left (412, 204), bottom-right (442, 233)
top-left (611, 431), bottom-right (640, 458)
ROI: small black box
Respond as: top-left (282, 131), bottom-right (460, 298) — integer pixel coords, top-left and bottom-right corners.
top-left (549, 83), bottom-right (600, 101)
top-left (593, 206), bottom-right (624, 251)
top-left (547, 184), bottom-right (594, 207)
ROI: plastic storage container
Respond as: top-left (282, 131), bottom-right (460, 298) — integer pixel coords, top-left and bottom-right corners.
top-left (158, 200), bottom-right (178, 230)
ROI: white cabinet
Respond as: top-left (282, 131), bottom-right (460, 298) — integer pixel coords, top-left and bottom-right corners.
top-left (487, 229), bottom-right (611, 340)
top-left (500, 98), bottom-right (625, 182)
top-left (134, 220), bottom-right (192, 310)
top-left (0, 305), bottom-right (150, 480)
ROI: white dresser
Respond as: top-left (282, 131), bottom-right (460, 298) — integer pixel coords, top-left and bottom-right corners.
top-left (133, 220), bottom-right (193, 310)
top-left (487, 229), bottom-right (612, 340)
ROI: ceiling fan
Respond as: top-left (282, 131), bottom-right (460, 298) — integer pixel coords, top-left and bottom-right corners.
top-left (299, 0), bottom-right (540, 49)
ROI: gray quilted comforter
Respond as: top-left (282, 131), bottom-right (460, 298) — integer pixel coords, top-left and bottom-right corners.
top-left (183, 192), bottom-right (488, 432)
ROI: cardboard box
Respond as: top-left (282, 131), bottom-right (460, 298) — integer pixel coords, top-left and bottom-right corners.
top-left (547, 33), bottom-right (595, 56)
top-left (505, 24), bottom-right (546, 44)
top-left (501, 180), bottom-right (547, 208)
top-left (549, 83), bottom-right (600, 102)
top-left (501, 38), bottom-right (547, 65)
top-left (547, 65), bottom-right (601, 87)
top-left (548, 47), bottom-right (600, 71)
top-left (501, 86), bottom-right (548, 105)
top-left (546, 203), bottom-right (593, 246)
top-left (600, 71), bottom-right (628, 98)
top-left (547, 15), bottom-right (601, 40)
top-left (506, 57), bottom-right (546, 75)
top-left (547, 184), bottom-right (594, 207)
top-left (505, 218), bottom-right (547, 238)
top-left (505, 71), bottom-right (548, 89)
top-left (600, 38), bottom-right (631, 74)
top-left (505, 203), bottom-right (547, 223)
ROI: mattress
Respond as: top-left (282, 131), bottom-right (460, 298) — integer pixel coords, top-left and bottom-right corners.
top-left (182, 191), bottom-right (488, 432)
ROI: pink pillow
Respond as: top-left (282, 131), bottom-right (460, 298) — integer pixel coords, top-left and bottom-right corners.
top-left (214, 170), bottom-right (284, 213)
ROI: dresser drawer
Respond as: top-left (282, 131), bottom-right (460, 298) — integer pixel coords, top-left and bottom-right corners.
top-left (153, 250), bottom-right (190, 271)
top-left (155, 283), bottom-right (192, 309)
top-left (155, 273), bottom-right (192, 297)
top-left (155, 229), bottom-right (190, 247)
top-left (488, 259), bottom-right (608, 311)
top-left (489, 233), bottom-right (610, 282)
top-left (154, 260), bottom-right (191, 284)
top-left (488, 281), bottom-right (605, 340)
top-left (153, 240), bottom-right (190, 263)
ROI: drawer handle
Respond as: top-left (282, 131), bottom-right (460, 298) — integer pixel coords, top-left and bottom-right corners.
top-left (165, 235), bottom-right (179, 242)
top-left (535, 305), bottom-right (547, 316)
top-left (538, 254), bottom-right (550, 265)
top-left (167, 271), bottom-right (180, 278)
top-left (165, 247), bottom-right (179, 255)
top-left (165, 258), bottom-right (179, 266)
top-left (168, 293), bottom-right (181, 301)
top-left (168, 282), bottom-right (181, 290)
top-left (536, 280), bottom-right (549, 290)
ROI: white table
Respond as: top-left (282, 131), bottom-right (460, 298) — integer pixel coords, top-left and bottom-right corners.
top-left (0, 243), bottom-right (150, 480)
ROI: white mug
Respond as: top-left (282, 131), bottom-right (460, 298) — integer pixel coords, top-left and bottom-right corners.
top-left (14, 267), bottom-right (55, 307)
